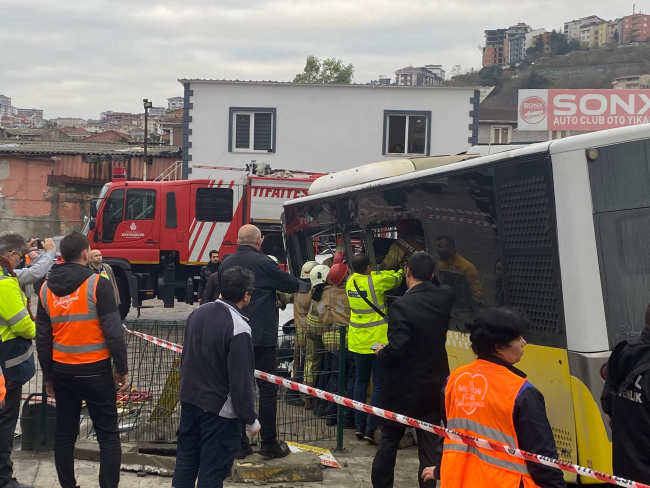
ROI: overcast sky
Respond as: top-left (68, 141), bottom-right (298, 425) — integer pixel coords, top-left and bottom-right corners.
top-left (1, 0), bottom-right (630, 119)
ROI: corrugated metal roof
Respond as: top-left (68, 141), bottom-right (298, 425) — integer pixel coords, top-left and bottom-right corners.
top-left (0, 140), bottom-right (181, 157)
top-left (177, 79), bottom-right (481, 89)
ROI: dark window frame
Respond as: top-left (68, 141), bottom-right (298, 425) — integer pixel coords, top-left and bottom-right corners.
top-left (195, 187), bottom-right (234, 222)
top-left (382, 110), bottom-right (432, 156)
top-left (125, 189), bottom-right (156, 221)
top-left (228, 107), bottom-right (276, 153)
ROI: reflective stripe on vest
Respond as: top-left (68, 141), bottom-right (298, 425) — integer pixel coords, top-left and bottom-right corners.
top-left (5, 348), bottom-right (33, 369)
top-left (42, 274), bottom-right (110, 364)
top-left (443, 443), bottom-right (530, 475)
top-left (441, 359), bottom-right (535, 488)
top-left (349, 276), bottom-right (387, 327)
top-left (0, 308), bottom-right (29, 327)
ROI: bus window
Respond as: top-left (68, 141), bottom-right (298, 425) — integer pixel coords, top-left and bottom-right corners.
top-left (101, 189), bottom-right (124, 244)
top-left (418, 170), bottom-right (500, 328)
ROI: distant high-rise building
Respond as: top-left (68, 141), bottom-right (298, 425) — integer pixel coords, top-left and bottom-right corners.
top-left (623, 13), bottom-right (650, 43)
top-left (167, 97), bottom-right (184, 111)
top-left (483, 23), bottom-right (531, 67)
top-left (17, 109), bottom-right (44, 126)
top-left (564, 16), bottom-right (606, 41)
top-left (394, 65), bottom-right (444, 86)
top-left (0, 95), bottom-right (12, 117)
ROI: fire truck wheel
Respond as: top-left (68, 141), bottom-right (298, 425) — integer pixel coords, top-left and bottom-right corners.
top-left (116, 276), bottom-right (131, 319)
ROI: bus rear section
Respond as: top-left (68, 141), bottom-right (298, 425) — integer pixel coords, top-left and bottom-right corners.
top-left (283, 125), bottom-right (650, 484)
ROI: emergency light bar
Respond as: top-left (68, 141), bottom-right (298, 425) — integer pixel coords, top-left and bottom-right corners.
top-left (112, 166), bottom-right (126, 182)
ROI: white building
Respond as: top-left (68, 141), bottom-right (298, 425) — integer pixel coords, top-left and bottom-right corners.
top-left (0, 95), bottom-right (12, 117)
top-left (564, 15), bottom-right (605, 40)
top-left (167, 96), bottom-right (184, 111)
top-left (179, 80), bottom-right (479, 178)
top-left (525, 28), bottom-right (546, 49)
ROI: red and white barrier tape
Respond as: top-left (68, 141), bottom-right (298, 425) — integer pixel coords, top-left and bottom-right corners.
top-left (123, 325), bottom-right (649, 488)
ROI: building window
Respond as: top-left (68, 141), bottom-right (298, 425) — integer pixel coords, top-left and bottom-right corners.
top-left (383, 111), bottom-right (431, 156)
top-left (196, 188), bottom-right (234, 222)
top-left (228, 107), bottom-right (276, 153)
top-left (550, 130), bottom-right (566, 140)
top-left (491, 126), bottom-right (511, 144)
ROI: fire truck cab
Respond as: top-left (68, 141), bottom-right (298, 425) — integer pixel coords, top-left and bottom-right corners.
top-left (85, 165), bottom-right (322, 318)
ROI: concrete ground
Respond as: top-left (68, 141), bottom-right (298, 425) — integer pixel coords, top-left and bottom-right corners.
top-left (13, 431), bottom-right (429, 487)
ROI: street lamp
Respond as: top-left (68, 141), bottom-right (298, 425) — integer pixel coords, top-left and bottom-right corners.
top-left (143, 98), bottom-right (153, 181)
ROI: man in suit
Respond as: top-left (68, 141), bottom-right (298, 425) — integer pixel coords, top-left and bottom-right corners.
top-left (371, 252), bottom-right (454, 488)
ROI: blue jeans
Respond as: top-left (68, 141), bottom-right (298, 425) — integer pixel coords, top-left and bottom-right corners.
top-left (327, 349), bottom-right (356, 424)
top-left (353, 352), bottom-right (384, 431)
top-left (173, 402), bottom-right (241, 488)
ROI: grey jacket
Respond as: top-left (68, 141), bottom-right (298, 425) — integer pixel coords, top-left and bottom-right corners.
top-left (91, 263), bottom-right (121, 305)
top-left (16, 250), bottom-right (56, 286)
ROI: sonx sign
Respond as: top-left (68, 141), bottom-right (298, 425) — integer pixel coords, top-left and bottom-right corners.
top-left (517, 89), bottom-right (650, 131)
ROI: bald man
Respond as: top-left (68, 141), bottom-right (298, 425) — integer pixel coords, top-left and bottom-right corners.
top-left (219, 225), bottom-right (299, 460)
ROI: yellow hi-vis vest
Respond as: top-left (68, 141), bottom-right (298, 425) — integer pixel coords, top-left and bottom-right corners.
top-left (345, 270), bottom-right (403, 354)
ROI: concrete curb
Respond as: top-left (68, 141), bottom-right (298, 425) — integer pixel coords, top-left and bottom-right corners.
top-left (75, 440), bottom-right (176, 477)
top-left (231, 452), bottom-right (323, 483)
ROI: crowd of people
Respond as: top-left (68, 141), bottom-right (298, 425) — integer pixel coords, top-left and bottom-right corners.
top-left (0, 224), bottom-right (649, 487)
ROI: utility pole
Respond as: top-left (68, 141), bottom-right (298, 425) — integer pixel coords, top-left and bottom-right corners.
top-left (143, 98), bottom-right (153, 181)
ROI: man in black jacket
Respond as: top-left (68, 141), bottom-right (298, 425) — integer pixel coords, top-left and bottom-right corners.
top-left (219, 225), bottom-right (299, 459)
top-left (601, 305), bottom-right (650, 484)
top-left (173, 266), bottom-right (260, 488)
top-left (36, 232), bottom-right (128, 488)
top-left (371, 252), bottom-right (454, 488)
top-left (197, 250), bottom-right (220, 304)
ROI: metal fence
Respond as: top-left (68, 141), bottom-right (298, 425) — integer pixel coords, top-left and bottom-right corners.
top-left (19, 318), bottom-right (350, 451)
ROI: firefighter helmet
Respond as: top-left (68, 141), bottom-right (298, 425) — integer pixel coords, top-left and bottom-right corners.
top-left (328, 263), bottom-right (348, 286)
top-left (300, 261), bottom-right (319, 279)
top-left (310, 264), bottom-right (330, 288)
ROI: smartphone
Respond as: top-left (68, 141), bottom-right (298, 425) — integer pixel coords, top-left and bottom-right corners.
top-left (370, 343), bottom-right (385, 351)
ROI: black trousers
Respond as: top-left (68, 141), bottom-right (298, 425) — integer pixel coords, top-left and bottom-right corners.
top-left (52, 371), bottom-right (121, 488)
top-left (173, 402), bottom-right (241, 488)
top-left (241, 346), bottom-right (278, 448)
top-left (326, 349), bottom-right (356, 423)
top-left (371, 423), bottom-right (438, 488)
top-left (0, 385), bottom-right (21, 487)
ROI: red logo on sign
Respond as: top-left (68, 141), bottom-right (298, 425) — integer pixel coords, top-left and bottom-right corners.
top-left (520, 96), bottom-right (547, 124)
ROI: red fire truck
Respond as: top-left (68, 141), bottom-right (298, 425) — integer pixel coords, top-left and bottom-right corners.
top-left (85, 164), bottom-right (324, 318)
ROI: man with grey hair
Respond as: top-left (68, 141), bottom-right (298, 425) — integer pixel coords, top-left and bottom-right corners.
top-left (0, 232), bottom-right (36, 488)
top-left (219, 224), bottom-right (299, 459)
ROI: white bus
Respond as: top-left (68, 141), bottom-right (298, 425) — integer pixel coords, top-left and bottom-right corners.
top-left (283, 124), bottom-right (650, 484)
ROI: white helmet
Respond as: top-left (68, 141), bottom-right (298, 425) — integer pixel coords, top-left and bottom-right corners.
top-left (310, 264), bottom-right (330, 288)
top-left (300, 261), bottom-right (319, 279)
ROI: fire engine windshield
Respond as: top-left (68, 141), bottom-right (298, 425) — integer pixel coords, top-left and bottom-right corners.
top-left (83, 184), bottom-right (110, 235)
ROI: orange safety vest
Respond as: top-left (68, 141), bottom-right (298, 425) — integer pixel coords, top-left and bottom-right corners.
top-left (441, 359), bottom-right (539, 488)
top-left (0, 365), bottom-right (5, 404)
top-left (40, 274), bottom-right (110, 365)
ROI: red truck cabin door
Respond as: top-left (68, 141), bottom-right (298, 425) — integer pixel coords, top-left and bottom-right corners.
top-left (187, 180), bottom-right (242, 264)
top-left (98, 185), bottom-right (160, 264)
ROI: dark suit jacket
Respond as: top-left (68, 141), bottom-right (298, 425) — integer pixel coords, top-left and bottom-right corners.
top-left (377, 281), bottom-right (454, 424)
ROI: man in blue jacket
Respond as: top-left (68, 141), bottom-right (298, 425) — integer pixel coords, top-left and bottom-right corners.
top-left (173, 266), bottom-right (260, 488)
top-left (219, 225), bottom-right (300, 459)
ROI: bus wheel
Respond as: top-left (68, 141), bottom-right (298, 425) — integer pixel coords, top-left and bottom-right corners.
top-left (116, 276), bottom-right (131, 320)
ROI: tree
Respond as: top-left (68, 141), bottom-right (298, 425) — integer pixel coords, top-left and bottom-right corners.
top-left (294, 55), bottom-right (354, 84)
top-left (522, 71), bottom-right (551, 89)
top-left (478, 65), bottom-right (503, 87)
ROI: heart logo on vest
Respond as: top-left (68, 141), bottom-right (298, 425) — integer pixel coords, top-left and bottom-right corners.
top-left (453, 372), bottom-right (488, 416)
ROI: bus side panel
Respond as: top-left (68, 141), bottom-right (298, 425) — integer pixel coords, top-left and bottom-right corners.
top-left (447, 337), bottom-right (578, 484)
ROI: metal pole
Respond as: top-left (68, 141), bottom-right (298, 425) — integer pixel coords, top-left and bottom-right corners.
top-left (143, 103), bottom-right (148, 181)
top-left (336, 324), bottom-right (346, 452)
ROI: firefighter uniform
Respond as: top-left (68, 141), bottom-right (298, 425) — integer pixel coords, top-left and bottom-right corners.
top-left (441, 359), bottom-right (539, 488)
top-left (346, 270), bottom-right (403, 354)
top-left (304, 300), bottom-right (325, 388)
top-left (437, 253), bottom-right (483, 312)
top-left (0, 262), bottom-right (36, 488)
